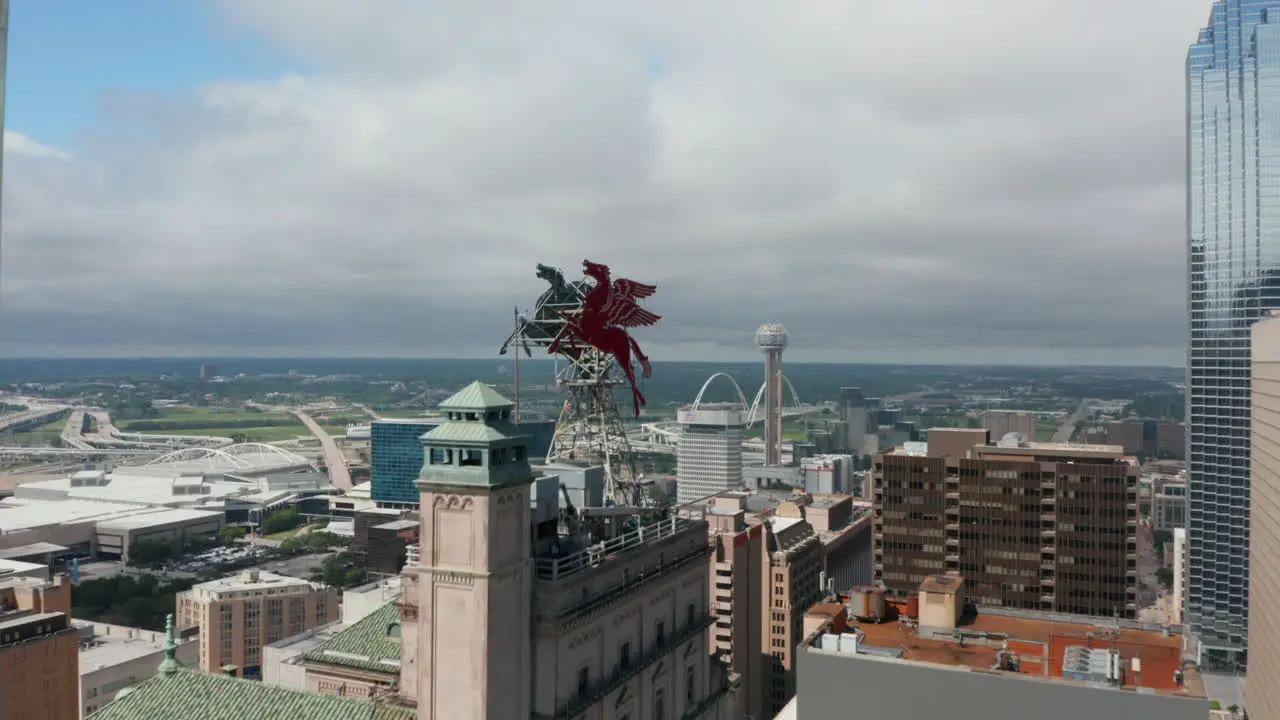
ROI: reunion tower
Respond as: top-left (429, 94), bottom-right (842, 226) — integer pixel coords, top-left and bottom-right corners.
top-left (755, 322), bottom-right (789, 466)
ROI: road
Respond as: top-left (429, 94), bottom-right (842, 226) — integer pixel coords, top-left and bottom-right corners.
top-left (1051, 399), bottom-right (1092, 443)
top-left (292, 410), bottom-right (353, 490)
top-left (0, 405), bottom-right (70, 433)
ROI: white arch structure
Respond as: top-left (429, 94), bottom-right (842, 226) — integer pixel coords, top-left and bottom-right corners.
top-left (146, 443), bottom-right (309, 472)
top-left (691, 372), bottom-right (752, 411)
top-left (689, 372), bottom-right (807, 428)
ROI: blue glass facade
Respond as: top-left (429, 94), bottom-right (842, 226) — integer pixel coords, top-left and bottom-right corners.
top-left (1186, 0), bottom-right (1280, 665)
top-left (370, 419), bottom-right (439, 505)
top-left (370, 417), bottom-right (555, 505)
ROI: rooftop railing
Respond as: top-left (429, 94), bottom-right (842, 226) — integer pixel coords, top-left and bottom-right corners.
top-left (534, 516), bottom-right (702, 582)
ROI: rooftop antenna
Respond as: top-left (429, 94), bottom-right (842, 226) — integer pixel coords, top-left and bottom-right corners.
top-left (511, 305), bottom-right (532, 423)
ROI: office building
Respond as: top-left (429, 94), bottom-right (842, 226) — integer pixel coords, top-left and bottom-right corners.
top-left (762, 507), bottom-right (824, 715)
top-left (784, 578), bottom-right (1209, 720)
top-left (796, 454), bottom-right (854, 495)
top-left (676, 405), bottom-right (746, 505)
top-left (705, 494), bottom-right (768, 720)
top-left (837, 388), bottom-right (869, 455)
top-left (77, 621), bottom-right (199, 718)
top-left (1185, 0), bottom-right (1280, 666)
top-left (981, 410), bottom-right (1038, 441)
top-left (1250, 313), bottom-right (1280, 719)
top-left (370, 416), bottom-right (555, 507)
top-left (370, 418), bottom-right (441, 506)
top-left (397, 381), bottom-right (738, 719)
top-left (175, 569), bottom-right (339, 678)
top-left (1107, 419), bottom-right (1187, 459)
top-left (872, 439), bottom-right (1138, 618)
top-left (756, 322), bottom-right (789, 466)
top-left (1152, 474), bottom-right (1188, 530)
top-left (0, 573), bottom-right (78, 720)
top-left (792, 494), bottom-right (873, 592)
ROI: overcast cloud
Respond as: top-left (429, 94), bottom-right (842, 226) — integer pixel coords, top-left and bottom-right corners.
top-left (0, 0), bottom-right (1211, 364)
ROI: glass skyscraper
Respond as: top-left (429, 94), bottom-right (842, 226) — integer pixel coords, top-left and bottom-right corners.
top-left (370, 418), bottom-right (441, 506)
top-left (1186, 0), bottom-right (1280, 669)
top-left (370, 416), bottom-right (556, 506)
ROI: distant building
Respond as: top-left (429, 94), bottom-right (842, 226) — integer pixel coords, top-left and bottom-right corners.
top-left (873, 439), bottom-right (1139, 619)
top-left (0, 573), bottom-right (79, 720)
top-left (176, 569), bottom-right (339, 679)
top-left (797, 454), bottom-right (854, 495)
top-left (370, 418), bottom-right (441, 507)
top-left (370, 415), bottom-right (554, 507)
top-left (352, 508), bottom-right (417, 576)
top-left (676, 405), bottom-right (746, 505)
top-left (1151, 475), bottom-right (1188, 530)
top-left (1106, 419), bottom-right (1186, 459)
top-left (838, 388), bottom-right (870, 455)
top-left (980, 410), bottom-right (1038, 441)
top-left (788, 580), bottom-right (1209, 720)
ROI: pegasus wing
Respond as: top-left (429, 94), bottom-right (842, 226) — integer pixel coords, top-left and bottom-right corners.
top-left (612, 278), bottom-right (657, 300)
top-left (607, 300), bottom-right (662, 328)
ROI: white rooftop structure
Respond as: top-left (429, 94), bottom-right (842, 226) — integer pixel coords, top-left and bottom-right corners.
top-left (0, 557), bottom-right (48, 580)
top-left (186, 569), bottom-right (325, 602)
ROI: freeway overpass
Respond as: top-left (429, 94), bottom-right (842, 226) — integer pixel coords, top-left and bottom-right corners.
top-left (291, 410), bottom-right (353, 490)
top-left (0, 405), bottom-right (71, 433)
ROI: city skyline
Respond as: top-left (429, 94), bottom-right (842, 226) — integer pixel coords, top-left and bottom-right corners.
top-left (2, 1), bottom-right (1212, 363)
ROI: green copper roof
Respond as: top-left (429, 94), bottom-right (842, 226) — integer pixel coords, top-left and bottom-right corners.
top-left (436, 381), bottom-right (513, 412)
top-left (420, 421), bottom-right (515, 444)
top-left (304, 602), bottom-right (402, 675)
top-left (87, 670), bottom-right (415, 720)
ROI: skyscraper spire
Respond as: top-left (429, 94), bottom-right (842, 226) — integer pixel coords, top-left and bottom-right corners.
top-left (157, 614), bottom-right (182, 677)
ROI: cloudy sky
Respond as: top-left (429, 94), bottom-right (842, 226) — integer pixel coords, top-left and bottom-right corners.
top-left (2, 0), bottom-right (1213, 364)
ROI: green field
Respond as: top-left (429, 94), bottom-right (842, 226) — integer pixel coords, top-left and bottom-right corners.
top-left (744, 421), bottom-right (812, 441)
top-left (130, 407), bottom-right (297, 424)
top-left (5, 416), bottom-right (68, 446)
top-left (121, 406), bottom-right (309, 443)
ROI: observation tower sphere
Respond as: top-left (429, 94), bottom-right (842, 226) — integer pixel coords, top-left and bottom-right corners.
top-left (755, 322), bottom-right (789, 352)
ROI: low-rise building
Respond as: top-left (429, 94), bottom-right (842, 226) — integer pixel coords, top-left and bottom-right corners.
top-left (76, 621), bottom-right (199, 718)
top-left (790, 576), bottom-right (1209, 720)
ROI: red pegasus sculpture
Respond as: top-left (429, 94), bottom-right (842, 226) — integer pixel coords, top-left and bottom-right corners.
top-left (549, 260), bottom-right (660, 416)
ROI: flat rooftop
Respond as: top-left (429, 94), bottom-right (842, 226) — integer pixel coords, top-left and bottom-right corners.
top-left (77, 622), bottom-right (194, 671)
top-left (809, 606), bottom-right (1202, 698)
top-left (188, 570), bottom-right (322, 599)
top-left (0, 558), bottom-right (48, 578)
top-left (95, 507), bottom-right (223, 531)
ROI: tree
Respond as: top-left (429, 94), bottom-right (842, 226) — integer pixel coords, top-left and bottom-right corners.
top-left (260, 507), bottom-right (304, 535)
top-left (218, 526), bottom-right (247, 545)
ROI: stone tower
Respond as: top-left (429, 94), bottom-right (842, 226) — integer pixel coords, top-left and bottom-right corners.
top-left (398, 381), bottom-right (532, 719)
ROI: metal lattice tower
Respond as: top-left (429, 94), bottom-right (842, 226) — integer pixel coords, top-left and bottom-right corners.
top-left (499, 264), bottom-right (646, 508)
